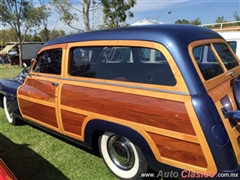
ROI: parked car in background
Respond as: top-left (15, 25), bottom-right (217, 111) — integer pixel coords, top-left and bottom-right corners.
top-left (0, 159), bottom-right (16, 180)
top-left (1, 24), bottom-right (240, 180)
top-left (218, 31), bottom-right (240, 59)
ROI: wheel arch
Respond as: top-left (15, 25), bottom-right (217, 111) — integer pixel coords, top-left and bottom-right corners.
top-left (0, 93), bottom-right (4, 108)
top-left (84, 119), bottom-right (155, 158)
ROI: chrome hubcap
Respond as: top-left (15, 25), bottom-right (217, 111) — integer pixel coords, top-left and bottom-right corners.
top-left (107, 135), bottom-right (135, 170)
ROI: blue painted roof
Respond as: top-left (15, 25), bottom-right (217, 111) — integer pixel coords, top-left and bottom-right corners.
top-left (43, 24), bottom-right (224, 95)
top-left (43, 24), bottom-right (222, 47)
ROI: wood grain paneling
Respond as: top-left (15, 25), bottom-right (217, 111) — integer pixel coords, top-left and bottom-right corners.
top-left (61, 110), bottom-right (86, 135)
top-left (19, 79), bottom-right (56, 102)
top-left (19, 99), bottom-right (58, 127)
top-left (149, 132), bottom-right (207, 167)
top-left (61, 85), bottom-right (196, 135)
top-left (238, 136), bottom-right (240, 148)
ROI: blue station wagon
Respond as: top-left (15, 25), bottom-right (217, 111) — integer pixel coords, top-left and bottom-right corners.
top-left (1, 24), bottom-right (240, 179)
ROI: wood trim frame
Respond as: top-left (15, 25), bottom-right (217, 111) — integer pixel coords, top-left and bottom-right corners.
top-left (188, 39), bottom-right (240, 91)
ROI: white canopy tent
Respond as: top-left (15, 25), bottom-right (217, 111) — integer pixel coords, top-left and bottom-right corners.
top-left (131, 18), bottom-right (163, 26)
top-left (0, 44), bottom-right (17, 54)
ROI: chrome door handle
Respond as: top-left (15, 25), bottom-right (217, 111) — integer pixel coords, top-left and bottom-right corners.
top-left (51, 82), bottom-right (59, 87)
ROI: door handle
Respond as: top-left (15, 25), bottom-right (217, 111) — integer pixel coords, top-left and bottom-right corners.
top-left (51, 82), bottom-right (59, 87)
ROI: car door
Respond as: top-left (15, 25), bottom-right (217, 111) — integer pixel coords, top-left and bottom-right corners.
top-left (17, 45), bottom-right (65, 133)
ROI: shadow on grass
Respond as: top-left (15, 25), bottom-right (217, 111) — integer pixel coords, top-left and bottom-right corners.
top-left (0, 133), bottom-right (69, 180)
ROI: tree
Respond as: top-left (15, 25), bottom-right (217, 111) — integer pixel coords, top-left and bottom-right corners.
top-left (38, 0), bottom-right (53, 42)
top-left (0, 28), bottom-right (18, 43)
top-left (175, 19), bottom-right (190, 24)
top-left (51, 0), bottom-right (102, 32)
top-left (101, 0), bottom-right (136, 28)
top-left (191, 18), bottom-right (201, 25)
top-left (233, 11), bottom-right (240, 21)
top-left (0, 0), bottom-right (43, 67)
top-left (31, 34), bottom-right (42, 42)
top-left (39, 29), bottom-right (66, 41)
top-left (175, 18), bottom-right (201, 25)
top-left (216, 16), bottom-right (225, 23)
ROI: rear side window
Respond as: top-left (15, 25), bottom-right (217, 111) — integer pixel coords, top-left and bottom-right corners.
top-left (69, 46), bottom-right (176, 86)
top-left (213, 43), bottom-right (238, 70)
top-left (193, 43), bottom-right (239, 80)
top-left (33, 49), bottom-right (62, 75)
top-left (193, 45), bottom-right (224, 80)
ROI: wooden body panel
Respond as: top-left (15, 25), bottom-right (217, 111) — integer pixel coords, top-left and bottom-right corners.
top-left (149, 133), bottom-right (207, 167)
top-left (18, 77), bottom-right (62, 131)
top-left (61, 110), bottom-right (86, 135)
top-left (61, 85), bottom-right (195, 135)
top-left (208, 79), bottom-right (240, 164)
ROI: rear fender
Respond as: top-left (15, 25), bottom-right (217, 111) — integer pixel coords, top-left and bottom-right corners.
top-left (84, 119), bottom-right (155, 158)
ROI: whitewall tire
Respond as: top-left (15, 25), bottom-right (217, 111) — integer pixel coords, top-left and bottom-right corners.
top-left (3, 96), bottom-right (21, 125)
top-left (99, 132), bottom-right (147, 180)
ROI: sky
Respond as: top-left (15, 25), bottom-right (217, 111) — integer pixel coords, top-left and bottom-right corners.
top-left (47, 0), bottom-right (240, 33)
top-left (2, 0), bottom-right (240, 34)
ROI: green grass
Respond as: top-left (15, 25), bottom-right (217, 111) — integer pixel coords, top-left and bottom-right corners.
top-left (0, 64), bottom-right (118, 180)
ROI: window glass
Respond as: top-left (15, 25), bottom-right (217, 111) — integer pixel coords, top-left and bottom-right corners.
top-left (70, 46), bottom-right (176, 86)
top-left (213, 43), bottom-right (238, 70)
top-left (193, 45), bottom-right (224, 80)
top-left (33, 49), bottom-right (62, 75)
top-left (227, 41), bottom-right (237, 53)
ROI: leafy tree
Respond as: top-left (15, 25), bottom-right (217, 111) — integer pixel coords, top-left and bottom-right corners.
top-left (38, 0), bottom-right (53, 42)
top-left (39, 29), bottom-right (66, 41)
top-left (0, 0), bottom-right (43, 67)
top-left (101, 0), bottom-right (136, 28)
top-left (31, 34), bottom-right (42, 42)
top-left (50, 30), bottom-right (66, 39)
top-left (0, 28), bottom-right (18, 43)
top-left (175, 18), bottom-right (201, 25)
top-left (216, 16), bottom-right (225, 23)
top-left (233, 11), bottom-right (240, 25)
top-left (191, 18), bottom-right (201, 25)
top-left (51, 0), bottom-right (102, 32)
top-left (175, 19), bottom-right (190, 24)
top-left (39, 29), bottom-right (51, 42)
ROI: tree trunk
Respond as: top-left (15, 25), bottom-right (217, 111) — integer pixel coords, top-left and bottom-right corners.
top-left (17, 33), bottom-right (23, 68)
top-left (82, 0), bottom-right (90, 31)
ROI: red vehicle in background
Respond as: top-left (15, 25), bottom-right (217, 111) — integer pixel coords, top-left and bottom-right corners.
top-left (0, 159), bottom-right (16, 180)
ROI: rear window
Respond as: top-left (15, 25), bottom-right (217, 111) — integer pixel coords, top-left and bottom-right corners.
top-left (193, 43), bottom-right (239, 80)
top-left (69, 46), bottom-right (176, 86)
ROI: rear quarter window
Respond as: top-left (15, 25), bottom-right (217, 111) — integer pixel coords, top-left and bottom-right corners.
top-left (193, 45), bottom-right (224, 80)
top-left (193, 43), bottom-right (239, 80)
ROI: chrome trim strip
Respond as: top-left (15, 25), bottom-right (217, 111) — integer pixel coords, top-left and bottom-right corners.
top-left (29, 74), bottom-right (189, 95)
top-left (63, 78), bottom-right (189, 95)
top-left (29, 74), bottom-right (63, 80)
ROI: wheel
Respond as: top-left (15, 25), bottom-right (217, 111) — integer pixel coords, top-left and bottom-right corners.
top-left (3, 96), bottom-right (22, 125)
top-left (99, 132), bottom-right (148, 180)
